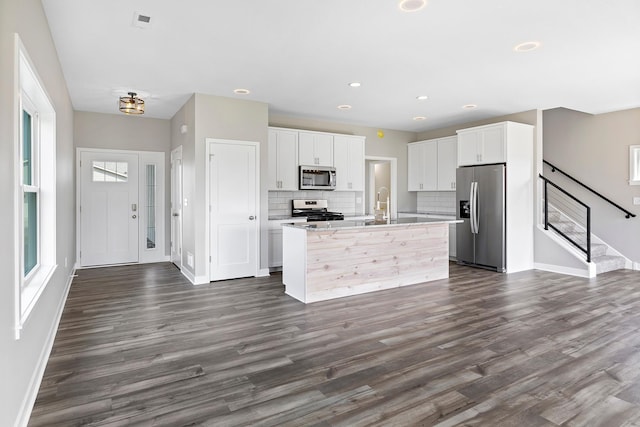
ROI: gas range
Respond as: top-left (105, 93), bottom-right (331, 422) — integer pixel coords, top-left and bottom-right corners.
top-left (291, 199), bottom-right (344, 222)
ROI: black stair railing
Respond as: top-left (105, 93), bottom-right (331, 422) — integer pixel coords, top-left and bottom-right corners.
top-left (544, 160), bottom-right (636, 219)
top-left (539, 174), bottom-right (591, 263)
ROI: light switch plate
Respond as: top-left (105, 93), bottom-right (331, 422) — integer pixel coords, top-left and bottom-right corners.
top-left (634, 197), bottom-right (640, 205)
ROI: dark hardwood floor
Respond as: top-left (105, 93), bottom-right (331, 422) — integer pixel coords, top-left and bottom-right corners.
top-left (29, 262), bottom-right (640, 426)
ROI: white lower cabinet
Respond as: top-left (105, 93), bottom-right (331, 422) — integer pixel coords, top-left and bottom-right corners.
top-left (269, 229), bottom-right (283, 268)
top-left (268, 219), bottom-right (307, 268)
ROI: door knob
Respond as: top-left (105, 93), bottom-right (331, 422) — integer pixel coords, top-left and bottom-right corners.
top-left (132, 214), bottom-right (137, 219)
top-left (249, 216), bottom-right (255, 220)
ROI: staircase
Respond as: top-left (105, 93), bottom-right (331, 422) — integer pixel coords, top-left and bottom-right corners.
top-left (547, 206), bottom-right (626, 274)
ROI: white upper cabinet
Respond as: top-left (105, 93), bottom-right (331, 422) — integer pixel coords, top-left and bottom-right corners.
top-left (334, 135), bottom-right (365, 191)
top-left (268, 129), bottom-right (298, 191)
top-left (457, 123), bottom-right (506, 166)
top-left (437, 136), bottom-right (458, 191)
top-left (407, 140), bottom-right (438, 191)
top-left (298, 131), bottom-right (334, 167)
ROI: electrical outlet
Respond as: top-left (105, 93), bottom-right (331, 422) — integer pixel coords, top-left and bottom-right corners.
top-left (634, 197), bottom-right (640, 205)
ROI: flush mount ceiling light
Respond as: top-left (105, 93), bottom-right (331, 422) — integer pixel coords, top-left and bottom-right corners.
top-left (514, 41), bottom-right (541, 52)
top-left (337, 104), bottom-right (352, 110)
top-left (119, 92), bottom-right (144, 115)
top-left (348, 82), bottom-right (361, 88)
top-left (416, 95), bottom-right (428, 100)
top-left (399, 0), bottom-right (427, 12)
top-left (413, 116), bottom-right (426, 121)
top-left (234, 88), bottom-right (251, 95)
top-left (462, 104), bottom-right (478, 110)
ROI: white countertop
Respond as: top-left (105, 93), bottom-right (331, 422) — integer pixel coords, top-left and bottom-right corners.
top-left (283, 217), bottom-right (461, 231)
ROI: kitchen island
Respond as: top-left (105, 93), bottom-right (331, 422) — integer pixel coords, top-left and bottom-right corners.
top-left (282, 217), bottom-right (461, 303)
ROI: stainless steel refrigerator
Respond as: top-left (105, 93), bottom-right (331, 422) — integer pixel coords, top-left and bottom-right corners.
top-left (456, 164), bottom-right (506, 272)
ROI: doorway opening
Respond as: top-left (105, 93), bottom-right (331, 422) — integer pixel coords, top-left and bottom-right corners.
top-left (365, 156), bottom-right (398, 219)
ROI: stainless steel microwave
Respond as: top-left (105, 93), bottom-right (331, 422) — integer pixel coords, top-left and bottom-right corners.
top-left (299, 166), bottom-right (336, 190)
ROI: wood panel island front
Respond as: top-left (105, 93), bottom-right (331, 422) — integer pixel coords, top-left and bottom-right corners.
top-left (282, 218), bottom-right (461, 303)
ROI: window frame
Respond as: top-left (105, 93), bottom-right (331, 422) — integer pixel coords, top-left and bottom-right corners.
top-left (14, 35), bottom-right (57, 339)
top-left (630, 145), bottom-right (640, 185)
top-left (21, 94), bottom-right (41, 284)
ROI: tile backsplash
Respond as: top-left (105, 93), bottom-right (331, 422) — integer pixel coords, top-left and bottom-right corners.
top-left (269, 191), bottom-right (362, 217)
top-left (417, 191), bottom-right (456, 214)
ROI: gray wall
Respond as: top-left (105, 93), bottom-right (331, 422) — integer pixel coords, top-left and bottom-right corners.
top-left (269, 114), bottom-right (418, 212)
top-left (171, 94), bottom-right (269, 281)
top-left (0, 0), bottom-right (75, 424)
top-left (543, 107), bottom-right (640, 262)
top-left (74, 111), bottom-right (172, 256)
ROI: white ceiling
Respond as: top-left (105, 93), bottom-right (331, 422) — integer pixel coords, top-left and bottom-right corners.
top-left (41, 0), bottom-right (640, 132)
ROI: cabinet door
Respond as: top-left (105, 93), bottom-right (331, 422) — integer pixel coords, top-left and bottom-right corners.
top-left (277, 131), bottom-right (299, 191)
top-left (268, 229), bottom-right (283, 267)
top-left (334, 136), bottom-right (365, 191)
top-left (298, 132), bottom-right (316, 165)
top-left (348, 137), bottom-right (365, 191)
top-left (298, 132), bottom-right (334, 166)
top-left (457, 131), bottom-right (479, 166)
top-left (315, 133), bottom-right (334, 167)
top-left (407, 142), bottom-right (423, 191)
top-left (422, 141), bottom-right (438, 191)
top-left (268, 129), bottom-right (298, 191)
top-left (480, 125), bottom-right (506, 164)
top-left (268, 130), bottom-right (279, 190)
top-left (437, 137), bottom-right (457, 191)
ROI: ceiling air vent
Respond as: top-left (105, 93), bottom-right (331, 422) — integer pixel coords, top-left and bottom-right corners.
top-left (132, 12), bottom-right (152, 29)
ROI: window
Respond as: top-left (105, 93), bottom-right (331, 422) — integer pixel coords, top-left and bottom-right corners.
top-left (22, 105), bottom-right (39, 277)
top-left (630, 145), bottom-right (640, 185)
top-left (15, 35), bottom-right (57, 339)
top-left (92, 161), bottom-right (129, 182)
top-left (145, 164), bottom-right (156, 249)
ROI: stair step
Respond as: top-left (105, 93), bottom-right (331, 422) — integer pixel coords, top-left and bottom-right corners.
top-left (550, 220), bottom-right (576, 232)
top-left (593, 255), bottom-right (626, 274)
top-left (591, 243), bottom-right (608, 257)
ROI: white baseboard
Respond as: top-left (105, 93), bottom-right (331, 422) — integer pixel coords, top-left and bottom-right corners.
top-left (193, 275), bottom-right (209, 285)
top-left (534, 262), bottom-right (595, 278)
top-left (15, 268), bottom-right (74, 427)
top-left (181, 268), bottom-right (209, 285)
top-left (257, 268), bottom-right (270, 277)
top-left (181, 268), bottom-right (196, 284)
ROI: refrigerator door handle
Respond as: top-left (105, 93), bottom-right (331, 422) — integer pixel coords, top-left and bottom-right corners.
top-left (473, 181), bottom-right (479, 234)
top-left (470, 181), bottom-right (479, 234)
top-left (469, 183), bottom-right (475, 234)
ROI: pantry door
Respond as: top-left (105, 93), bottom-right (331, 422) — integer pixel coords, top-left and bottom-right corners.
top-left (80, 151), bottom-right (139, 266)
top-left (208, 140), bottom-right (259, 281)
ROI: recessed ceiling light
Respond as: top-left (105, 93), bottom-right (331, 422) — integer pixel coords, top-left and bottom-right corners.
top-left (399, 0), bottom-right (427, 12)
top-left (337, 104), bottom-right (352, 110)
top-left (416, 95), bottom-right (428, 101)
top-left (514, 41), bottom-right (541, 52)
top-left (413, 116), bottom-right (426, 121)
top-left (234, 88), bottom-right (251, 95)
top-left (462, 104), bottom-right (477, 110)
top-left (349, 82), bottom-right (361, 88)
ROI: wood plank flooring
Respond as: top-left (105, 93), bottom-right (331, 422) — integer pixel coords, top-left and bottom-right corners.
top-left (29, 262), bottom-right (640, 426)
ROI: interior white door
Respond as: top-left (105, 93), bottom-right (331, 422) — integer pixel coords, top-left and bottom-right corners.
top-left (170, 148), bottom-right (183, 267)
top-left (80, 151), bottom-right (139, 266)
top-left (209, 141), bottom-right (258, 281)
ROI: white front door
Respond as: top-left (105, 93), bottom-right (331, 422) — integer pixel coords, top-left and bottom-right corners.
top-left (170, 147), bottom-right (183, 267)
top-left (209, 141), bottom-right (258, 281)
top-left (80, 151), bottom-right (139, 266)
